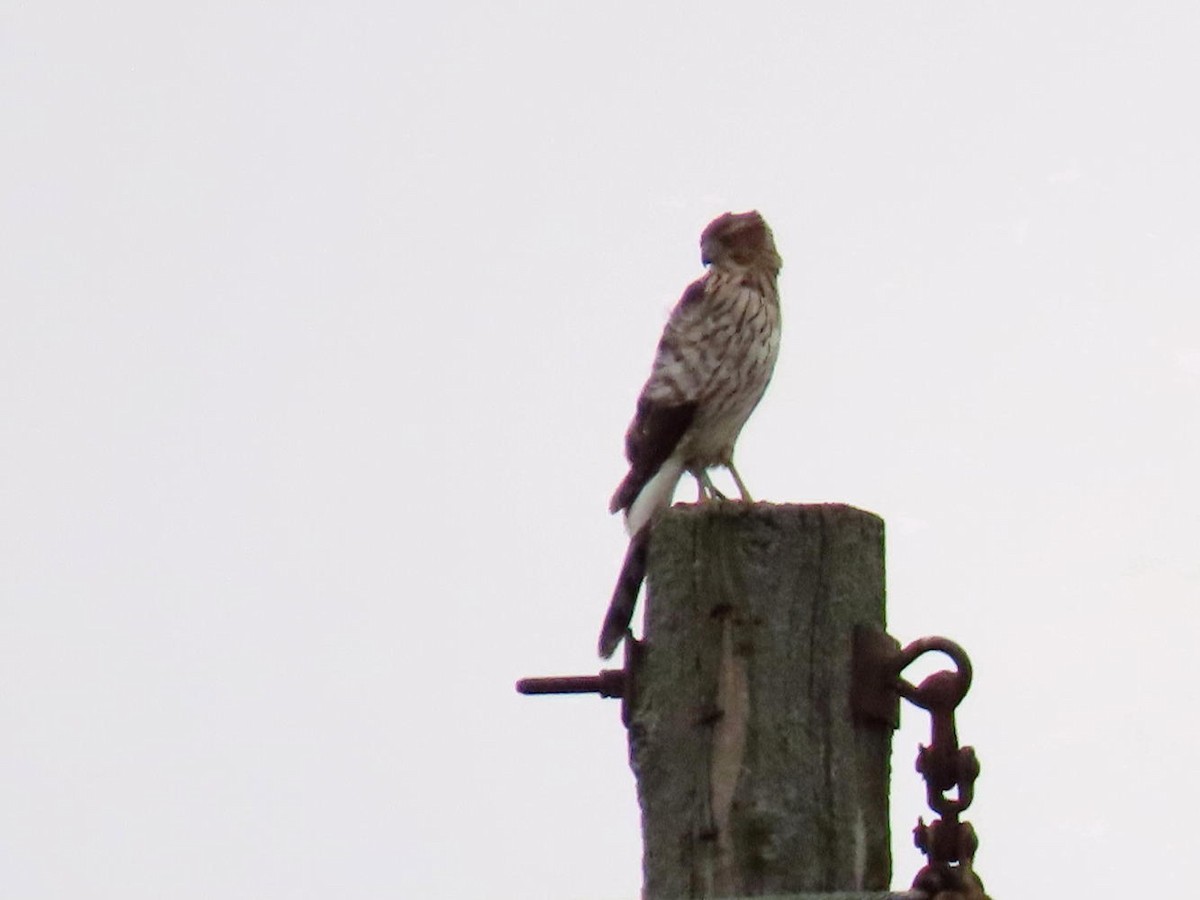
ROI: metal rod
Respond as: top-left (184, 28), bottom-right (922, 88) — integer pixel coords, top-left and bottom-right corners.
top-left (515, 669), bottom-right (625, 699)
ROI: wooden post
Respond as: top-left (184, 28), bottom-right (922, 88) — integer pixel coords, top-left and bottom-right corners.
top-left (626, 503), bottom-right (892, 898)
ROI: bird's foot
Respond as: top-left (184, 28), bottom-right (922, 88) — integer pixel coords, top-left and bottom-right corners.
top-left (696, 471), bottom-right (728, 503)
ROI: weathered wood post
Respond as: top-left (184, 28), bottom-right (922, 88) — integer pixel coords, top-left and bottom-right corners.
top-left (626, 502), bottom-right (891, 898)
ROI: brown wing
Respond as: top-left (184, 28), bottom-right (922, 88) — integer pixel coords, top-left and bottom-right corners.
top-left (607, 398), bottom-right (696, 514)
top-left (608, 278), bottom-right (710, 515)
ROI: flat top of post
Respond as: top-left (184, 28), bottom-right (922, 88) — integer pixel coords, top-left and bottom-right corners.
top-left (661, 500), bottom-right (883, 526)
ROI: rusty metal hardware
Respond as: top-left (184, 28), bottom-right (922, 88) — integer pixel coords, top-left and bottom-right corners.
top-left (515, 638), bottom-right (640, 726)
top-left (853, 627), bottom-right (989, 900)
top-left (852, 625), bottom-right (903, 728)
top-left (523, 625), bottom-right (988, 896)
top-left (516, 669), bottom-right (625, 698)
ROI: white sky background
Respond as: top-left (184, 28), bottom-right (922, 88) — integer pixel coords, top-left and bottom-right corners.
top-left (3, 2), bottom-right (1199, 898)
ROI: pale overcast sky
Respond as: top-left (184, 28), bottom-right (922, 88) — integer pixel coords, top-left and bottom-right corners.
top-left (3, 3), bottom-right (1199, 899)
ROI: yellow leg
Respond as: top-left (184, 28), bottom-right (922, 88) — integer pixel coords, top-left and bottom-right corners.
top-left (694, 470), bottom-right (727, 502)
top-left (701, 470), bottom-right (727, 501)
top-left (727, 461), bottom-right (753, 503)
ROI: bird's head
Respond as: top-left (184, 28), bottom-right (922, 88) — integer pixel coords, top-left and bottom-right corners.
top-left (699, 210), bottom-right (781, 276)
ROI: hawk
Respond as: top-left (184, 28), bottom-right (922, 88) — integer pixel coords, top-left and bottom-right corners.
top-left (598, 211), bottom-right (783, 658)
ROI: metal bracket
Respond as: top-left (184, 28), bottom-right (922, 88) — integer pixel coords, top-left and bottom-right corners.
top-left (852, 624), bottom-right (903, 728)
top-left (852, 625), bottom-right (988, 900)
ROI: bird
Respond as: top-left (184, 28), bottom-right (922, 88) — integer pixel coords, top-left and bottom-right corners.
top-left (597, 210), bottom-right (782, 658)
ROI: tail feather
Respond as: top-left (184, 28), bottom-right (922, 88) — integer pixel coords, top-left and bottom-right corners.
top-left (598, 527), bottom-right (651, 658)
top-left (599, 455), bottom-right (684, 658)
top-left (624, 456), bottom-right (685, 536)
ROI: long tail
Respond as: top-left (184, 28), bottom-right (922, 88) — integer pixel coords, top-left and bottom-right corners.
top-left (598, 526), bottom-right (651, 659)
top-left (599, 455), bottom-right (684, 658)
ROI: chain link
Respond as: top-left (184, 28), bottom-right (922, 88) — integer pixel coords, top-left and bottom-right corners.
top-left (896, 638), bottom-right (989, 900)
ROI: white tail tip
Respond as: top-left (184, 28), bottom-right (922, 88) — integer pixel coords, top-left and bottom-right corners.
top-left (624, 457), bottom-right (685, 536)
